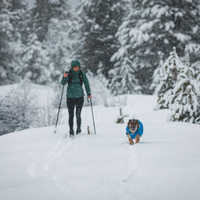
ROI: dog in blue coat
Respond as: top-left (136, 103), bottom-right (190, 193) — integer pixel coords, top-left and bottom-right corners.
top-left (126, 119), bottom-right (143, 145)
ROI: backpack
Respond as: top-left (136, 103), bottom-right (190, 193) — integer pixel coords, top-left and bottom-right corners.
top-left (68, 69), bottom-right (83, 86)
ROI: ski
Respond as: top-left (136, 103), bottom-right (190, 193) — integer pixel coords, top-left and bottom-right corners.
top-left (70, 134), bottom-right (75, 139)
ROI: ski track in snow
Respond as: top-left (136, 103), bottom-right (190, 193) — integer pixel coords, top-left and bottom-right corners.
top-left (26, 133), bottom-right (75, 178)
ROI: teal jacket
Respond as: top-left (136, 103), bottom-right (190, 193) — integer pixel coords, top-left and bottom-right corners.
top-left (61, 69), bottom-right (91, 98)
top-left (126, 121), bottom-right (143, 139)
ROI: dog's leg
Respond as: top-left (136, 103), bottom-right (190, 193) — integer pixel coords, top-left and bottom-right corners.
top-left (135, 134), bottom-right (140, 143)
top-left (127, 134), bottom-right (134, 145)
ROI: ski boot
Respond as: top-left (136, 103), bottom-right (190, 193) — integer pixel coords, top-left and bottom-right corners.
top-left (69, 130), bottom-right (75, 138)
top-left (76, 129), bottom-right (81, 135)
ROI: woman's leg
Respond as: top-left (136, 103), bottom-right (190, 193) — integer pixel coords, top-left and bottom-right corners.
top-left (67, 98), bottom-right (75, 135)
top-left (75, 97), bottom-right (84, 134)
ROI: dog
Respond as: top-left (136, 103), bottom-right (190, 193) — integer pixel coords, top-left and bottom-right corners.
top-left (126, 119), bottom-right (143, 145)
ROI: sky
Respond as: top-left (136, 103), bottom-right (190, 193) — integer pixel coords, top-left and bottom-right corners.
top-left (28, 0), bottom-right (80, 8)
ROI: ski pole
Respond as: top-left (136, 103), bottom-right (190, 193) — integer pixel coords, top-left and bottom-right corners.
top-left (54, 85), bottom-right (65, 134)
top-left (89, 98), bottom-right (96, 134)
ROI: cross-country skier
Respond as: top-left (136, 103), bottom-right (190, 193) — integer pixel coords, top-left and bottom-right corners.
top-left (61, 60), bottom-right (92, 137)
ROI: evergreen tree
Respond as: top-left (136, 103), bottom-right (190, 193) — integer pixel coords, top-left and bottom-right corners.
top-left (9, 0), bottom-right (30, 44)
top-left (85, 70), bottom-right (111, 106)
top-left (150, 51), bottom-right (164, 94)
top-left (178, 46), bottom-right (194, 79)
top-left (0, 0), bottom-right (13, 84)
top-left (196, 78), bottom-right (200, 123)
top-left (9, 0), bottom-right (31, 81)
top-left (0, 0), bottom-right (27, 84)
top-left (21, 33), bottom-right (49, 84)
top-left (45, 0), bottom-right (75, 83)
top-left (168, 47), bottom-right (199, 124)
top-left (193, 52), bottom-right (200, 123)
top-left (32, 0), bottom-right (74, 43)
top-left (32, 0), bottom-right (51, 42)
top-left (109, 55), bottom-right (140, 95)
top-left (193, 61), bottom-right (200, 79)
top-left (96, 62), bottom-right (109, 87)
top-left (197, 66), bottom-right (200, 91)
top-left (76, 0), bottom-right (128, 76)
top-left (168, 80), bottom-right (199, 123)
top-left (156, 47), bottom-right (184, 109)
top-left (30, 0), bottom-right (76, 83)
top-left (113, 0), bottom-right (200, 94)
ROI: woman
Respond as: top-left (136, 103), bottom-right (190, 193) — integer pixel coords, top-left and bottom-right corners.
top-left (61, 60), bottom-right (92, 137)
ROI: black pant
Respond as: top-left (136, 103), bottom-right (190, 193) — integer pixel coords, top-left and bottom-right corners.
top-left (67, 97), bottom-right (84, 132)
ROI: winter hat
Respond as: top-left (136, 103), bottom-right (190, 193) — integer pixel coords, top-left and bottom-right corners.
top-left (71, 60), bottom-right (81, 68)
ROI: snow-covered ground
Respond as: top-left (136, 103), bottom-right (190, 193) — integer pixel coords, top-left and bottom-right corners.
top-left (0, 91), bottom-right (200, 200)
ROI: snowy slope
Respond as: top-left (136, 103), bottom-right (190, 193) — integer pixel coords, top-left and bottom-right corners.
top-left (0, 94), bottom-right (200, 200)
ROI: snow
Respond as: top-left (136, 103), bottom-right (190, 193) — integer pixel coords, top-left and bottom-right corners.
top-left (151, 5), bottom-right (168, 18)
top-left (174, 33), bottom-right (191, 43)
top-left (0, 89), bottom-right (200, 200)
top-left (139, 19), bottom-right (159, 32)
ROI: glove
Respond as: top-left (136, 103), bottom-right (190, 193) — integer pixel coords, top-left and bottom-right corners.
top-left (63, 71), bottom-right (68, 78)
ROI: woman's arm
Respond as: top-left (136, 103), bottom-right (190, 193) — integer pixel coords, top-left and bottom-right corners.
top-left (61, 71), bottom-right (69, 85)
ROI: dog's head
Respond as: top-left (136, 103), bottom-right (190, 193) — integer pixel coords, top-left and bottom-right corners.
top-left (128, 119), bottom-right (139, 133)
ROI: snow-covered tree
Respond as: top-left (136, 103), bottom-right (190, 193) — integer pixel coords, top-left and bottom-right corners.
top-left (192, 61), bottom-right (200, 79)
top-left (113, 0), bottom-right (200, 94)
top-left (20, 33), bottom-right (49, 84)
top-left (150, 52), bottom-right (164, 94)
top-left (31, 0), bottom-right (52, 42)
top-left (9, 0), bottom-right (30, 43)
top-left (45, 0), bottom-right (75, 83)
top-left (168, 47), bottom-right (199, 124)
top-left (109, 55), bottom-right (140, 95)
top-left (197, 68), bottom-right (200, 92)
top-left (84, 70), bottom-right (111, 106)
top-left (168, 80), bottom-right (199, 124)
top-left (0, 1), bottom-right (13, 84)
top-left (96, 62), bottom-right (109, 87)
top-left (76, 0), bottom-right (129, 76)
top-left (196, 76), bottom-right (200, 122)
top-left (156, 47), bottom-right (184, 109)
top-left (10, 0), bottom-right (31, 82)
top-left (169, 48), bottom-right (200, 123)
top-left (0, 0), bottom-right (26, 85)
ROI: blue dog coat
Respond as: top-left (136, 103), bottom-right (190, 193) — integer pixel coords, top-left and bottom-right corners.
top-left (126, 120), bottom-right (143, 139)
